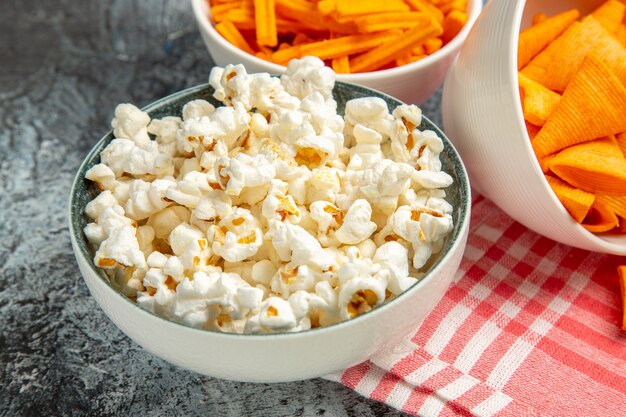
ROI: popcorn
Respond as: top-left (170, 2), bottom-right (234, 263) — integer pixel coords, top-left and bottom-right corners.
top-left (251, 259), bottom-right (277, 286)
top-left (85, 164), bottom-right (116, 191)
top-left (124, 178), bottom-right (175, 220)
top-left (281, 56), bottom-right (335, 100)
top-left (265, 220), bottom-right (330, 270)
top-left (194, 189), bottom-right (233, 221)
top-left (85, 59), bottom-right (456, 334)
top-left (345, 97), bottom-right (393, 138)
top-left (335, 199), bottom-right (377, 245)
top-left (111, 103), bottom-right (151, 146)
top-left (215, 153), bottom-right (275, 196)
top-left (182, 99), bottom-right (215, 121)
top-left (94, 225), bottom-right (146, 269)
top-left (85, 190), bottom-right (119, 220)
top-left (374, 242), bottom-right (416, 295)
top-left (210, 208), bottom-right (263, 262)
top-left (147, 205), bottom-right (190, 240)
top-left (262, 180), bottom-right (301, 224)
top-left (100, 138), bottom-right (160, 177)
top-left (257, 297), bottom-right (298, 331)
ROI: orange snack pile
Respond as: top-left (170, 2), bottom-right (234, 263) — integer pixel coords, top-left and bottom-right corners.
top-left (517, 1), bottom-right (626, 235)
top-left (208, 0), bottom-right (470, 73)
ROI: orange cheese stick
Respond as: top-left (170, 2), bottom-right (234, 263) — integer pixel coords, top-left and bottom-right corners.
top-left (438, 0), bottom-right (467, 15)
top-left (211, 1), bottom-right (253, 21)
top-left (317, 0), bottom-right (336, 16)
top-left (404, 0), bottom-right (444, 23)
top-left (350, 23), bottom-right (442, 72)
top-left (215, 20), bottom-right (255, 54)
top-left (224, 8), bottom-right (256, 30)
top-left (254, 0), bottom-right (278, 46)
top-left (441, 10), bottom-right (468, 44)
top-left (273, 29), bottom-right (402, 63)
top-left (355, 12), bottom-right (434, 33)
top-left (331, 56), bottom-right (350, 73)
top-left (335, 0), bottom-right (409, 17)
top-left (275, 0), bottom-right (322, 28)
top-left (424, 37), bottom-right (443, 54)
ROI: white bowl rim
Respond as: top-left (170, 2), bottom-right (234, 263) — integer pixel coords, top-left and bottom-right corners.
top-left (509, 0), bottom-right (626, 254)
top-left (68, 81), bottom-right (472, 340)
top-left (190, 0), bottom-right (483, 80)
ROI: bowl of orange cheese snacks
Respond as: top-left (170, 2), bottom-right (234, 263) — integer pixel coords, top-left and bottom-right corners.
top-left (191, 0), bottom-right (482, 104)
top-left (442, 0), bottom-right (626, 256)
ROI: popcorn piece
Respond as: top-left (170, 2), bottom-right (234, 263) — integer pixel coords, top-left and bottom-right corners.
top-left (111, 103), bottom-right (151, 145)
top-left (262, 180), bottom-right (301, 223)
top-left (210, 208), bottom-right (263, 263)
top-left (412, 170), bottom-right (454, 189)
top-left (215, 153), bottom-right (275, 196)
top-left (251, 259), bottom-right (277, 286)
top-left (293, 129), bottom-right (343, 168)
top-left (182, 99), bottom-right (215, 121)
top-left (374, 242), bottom-right (416, 295)
top-left (300, 92), bottom-right (344, 134)
top-left (347, 124), bottom-right (384, 171)
top-left (146, 251), bottom-right (168, 268)
top-left (258, 297), bottom-right (297, 331)
top-left (194, 190), bottom-right (233, 222)
top-left (85, 164), bottom-right (116, 191)
top-left (306, 167), bottom-right (341, 204)
top-left (85, 190), bottom-right (119, 220)
top-left (345, 97), bottom-right (393, 138)
top-left (94, 225), bottom-right (146, 269)
top-left (309, 201), bottom-right (343, 235)
top-left (124, 178), bottom-right (174, 220)
top-left (100, 138), bottom-right (160, 176)
top-left (281, 56), bottom-right (335, 100)
top-left (136, 225), bottom-right (155, 257)
top-left (84, 223), bottom-right (107, 246)
top-left (147, 205), bottom-right (191, 240)
top-left (335, 199), bottom-right (377, 245)
top-left (266, 221), bottom-right (329, 270)
top-left (411, 129), bottom-right (444, 172)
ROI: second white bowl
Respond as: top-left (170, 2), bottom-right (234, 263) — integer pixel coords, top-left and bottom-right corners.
top-left (441, 0), bottom-right (626, 255)
top-left (191, 0), bottom-right (482, 105)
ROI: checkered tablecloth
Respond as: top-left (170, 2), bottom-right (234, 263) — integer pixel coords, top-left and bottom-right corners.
top-left (328, 195), bottom-right (626, 417)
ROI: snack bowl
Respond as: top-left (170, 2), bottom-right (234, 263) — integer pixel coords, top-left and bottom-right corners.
top-left (441, 0), bottom-right (626, 255)
top-left (190, 0), bottom-right (482, 105)
top-left (69, 81), bottom-right (471, 383)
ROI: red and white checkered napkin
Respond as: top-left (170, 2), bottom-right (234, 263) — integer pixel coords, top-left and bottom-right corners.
top-left (327, 196), bottom-right (626, 417)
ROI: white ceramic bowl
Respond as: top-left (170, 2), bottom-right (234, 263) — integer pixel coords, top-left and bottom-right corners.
top-left (191, 0), bottom-right (482, 105)
top-left (441, 0), bottom-right (626, 255)
top-left (69, 82), bottom-right (471, 383)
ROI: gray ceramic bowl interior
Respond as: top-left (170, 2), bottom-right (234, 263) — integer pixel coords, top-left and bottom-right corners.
top-left (69, 81), bottom-right (470, 336)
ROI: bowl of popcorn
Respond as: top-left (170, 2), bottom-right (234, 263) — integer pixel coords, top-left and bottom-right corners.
top-left (442, 0), bottom-right (626, 255)
top-left (191, 0), bottom-right (482, 105)
top-left (69, 57), bottom-right (470, 382)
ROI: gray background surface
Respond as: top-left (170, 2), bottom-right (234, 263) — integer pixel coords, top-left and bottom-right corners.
top-left (1, 1), bottom-right (444, 415)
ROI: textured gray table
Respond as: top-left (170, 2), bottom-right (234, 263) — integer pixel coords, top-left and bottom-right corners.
top-left (1, 1), bottom-right (443, 415)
